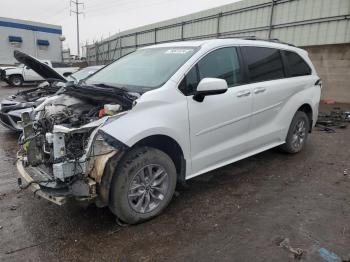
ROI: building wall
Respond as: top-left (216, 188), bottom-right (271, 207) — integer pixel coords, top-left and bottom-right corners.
top-left (86, 0), bottom-right (350, 64)
top-left (0, 17), bottom-right (63, 65)
top-left (305, 44), bottom-right (350, 103)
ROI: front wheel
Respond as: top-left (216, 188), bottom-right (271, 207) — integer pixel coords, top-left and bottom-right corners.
top-left (109, 147), bottom-right (177, 224)
top-left (9, 75), bottom-right (23, 87)
top-left (279, 111), bottom-right (310, 154)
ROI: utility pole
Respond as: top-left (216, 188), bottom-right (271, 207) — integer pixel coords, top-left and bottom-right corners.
top-left (70, 0), bottom-right (84, 57)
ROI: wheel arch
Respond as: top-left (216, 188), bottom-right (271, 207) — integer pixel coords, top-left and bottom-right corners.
top-left (297, 103), bottom-right (313, 132)
top-left (132, 134), bottom-right (186, 182)
top-left (97, 134), bottom-right (187, 208)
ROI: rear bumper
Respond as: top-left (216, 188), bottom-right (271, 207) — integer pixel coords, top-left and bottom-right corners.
top-left (16, 158), bottom-right (67, 205)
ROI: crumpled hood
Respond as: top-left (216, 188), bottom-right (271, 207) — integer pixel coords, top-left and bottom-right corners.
top-left (13, 51), bottom-right (67, 82)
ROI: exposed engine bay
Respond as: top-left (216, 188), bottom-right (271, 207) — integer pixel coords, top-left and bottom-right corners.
top-left (18, 84), bottom-right (139, 202)
top-left (11, 84), bottom-right (60, 103)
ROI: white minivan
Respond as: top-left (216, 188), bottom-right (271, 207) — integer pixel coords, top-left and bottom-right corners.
top-left (17, 38), bottom-right (321, 224)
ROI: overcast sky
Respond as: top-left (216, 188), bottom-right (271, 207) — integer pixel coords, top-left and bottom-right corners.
top-left (0, 0), bottom-right (241, 55)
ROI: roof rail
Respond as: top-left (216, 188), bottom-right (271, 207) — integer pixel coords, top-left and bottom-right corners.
top-left (218, 35), bottom-right (295, 47)
top-left (242, 36), bottom-right (296, 47)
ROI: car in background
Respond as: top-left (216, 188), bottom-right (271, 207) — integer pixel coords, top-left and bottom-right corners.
top-left (0, 52), bottom-right (79, 87)
top-left (0, 51), bottom-right (103, 131)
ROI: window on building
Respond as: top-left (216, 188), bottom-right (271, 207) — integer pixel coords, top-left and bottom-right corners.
top-left (241, 46), bottom-right (285, 82)
top-left (283, 51), bottom-right (312, 77)
top-left (37, 39), bottom-right (50, 46)
top-left (8, 36), bottom-right (22, 48)
top-left (8, 36), bottom-right (22, 43)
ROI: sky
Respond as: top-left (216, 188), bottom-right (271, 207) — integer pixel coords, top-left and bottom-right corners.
top-left (0, 0), bottom-right (241, 55)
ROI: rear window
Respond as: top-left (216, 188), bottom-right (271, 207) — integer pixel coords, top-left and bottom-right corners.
top-left (283, 51), bottom-right (311, 77)
top-left (241, 46), bottom-right (285, 82)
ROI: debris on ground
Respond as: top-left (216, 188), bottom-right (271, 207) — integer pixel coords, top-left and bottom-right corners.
top-left (344, 169), bottom-right (348, 176)
top-left (317, 108), bottom-right (350, 132)
top-left (0, 226), bottom-right (3, 230)
top-left (323, 99), bottom-right (336, 105)
top-left (276, 237), bottom-right (304, 260)
top-left (318, 247), bottom-right (342, 262)
top-left (9, 205), bottom-right (17, 210)
top-left (0, 193), bottom-right (6, 200)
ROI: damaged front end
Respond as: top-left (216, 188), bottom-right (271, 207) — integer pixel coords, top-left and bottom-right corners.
top-left (16, 85), bottom-right (138, 205)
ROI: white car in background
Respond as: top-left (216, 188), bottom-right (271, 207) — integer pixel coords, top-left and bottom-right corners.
top-left (16, 38), bottom-right (321, 224)
top-left (1, 52), bottom-right (79, 86)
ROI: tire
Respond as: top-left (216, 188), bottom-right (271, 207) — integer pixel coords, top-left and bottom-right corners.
top-left (9, 75), bottom-right (23, 87)
top-left (109, 147), bottom-right (177, 224)
top-left (279, 111), bottom-right (310, 154)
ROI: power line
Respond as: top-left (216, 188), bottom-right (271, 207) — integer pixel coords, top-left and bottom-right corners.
top-left (70, 0), bottom-right (85, 57)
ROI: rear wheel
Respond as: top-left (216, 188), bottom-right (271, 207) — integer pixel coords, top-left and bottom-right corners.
top-left (109, 147), bottom-right (177, 224)
top-left (9, 75), bottom-right (23, 87)
top-left (279, 111), bottom-right (310, 153)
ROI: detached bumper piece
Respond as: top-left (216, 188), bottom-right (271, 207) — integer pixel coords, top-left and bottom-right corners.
top-left (16, 159), bottom-right (66, 205)
top-left (0, 112), bottom-right (21, 131)
top-left (16, 158), bottom-right (97, 205)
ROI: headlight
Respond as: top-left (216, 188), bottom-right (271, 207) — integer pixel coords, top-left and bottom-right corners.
top-left (96, 130), bottom-right (126, 150)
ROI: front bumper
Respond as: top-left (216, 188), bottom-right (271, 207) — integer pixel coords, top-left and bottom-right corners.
top-left (16, 158), bottom-right (66, 205)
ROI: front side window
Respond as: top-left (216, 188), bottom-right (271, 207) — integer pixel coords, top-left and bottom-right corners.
top-left (179, 47), bottom-right (241, 95)
top-left (241, 46), bottom-right (285, 82)
top-left (86, 47), bottom-right (198, 92)
top-left (284, 51), bottom-right (311, 77)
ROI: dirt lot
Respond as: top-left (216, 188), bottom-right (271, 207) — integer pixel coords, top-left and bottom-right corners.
top-left (0, 81), bottom-right (349, 262)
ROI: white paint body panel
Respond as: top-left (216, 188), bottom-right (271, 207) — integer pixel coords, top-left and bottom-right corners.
top-left (100, 39), bottom-right (321, 180)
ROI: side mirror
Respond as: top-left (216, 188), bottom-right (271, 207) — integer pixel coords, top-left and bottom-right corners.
top-left (193, 78), bottom-right (228, 102)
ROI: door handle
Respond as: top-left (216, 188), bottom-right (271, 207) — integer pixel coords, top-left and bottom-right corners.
top-left (236, 90), bottom-right (251, 98)
top-left (254, 87), bottom-right (266, 94)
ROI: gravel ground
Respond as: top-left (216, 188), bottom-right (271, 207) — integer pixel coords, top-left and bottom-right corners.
top-left (0, 81), bottom-right (349, 262)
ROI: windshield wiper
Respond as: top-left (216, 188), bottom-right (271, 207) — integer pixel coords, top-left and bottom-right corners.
top-left (92, 83), bottom-right (128, 92)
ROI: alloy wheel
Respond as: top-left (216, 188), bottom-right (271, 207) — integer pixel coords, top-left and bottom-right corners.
top-left (291, 119), bottom-right (306, 150)
top-left (128, 164), bottom-right (169, 214)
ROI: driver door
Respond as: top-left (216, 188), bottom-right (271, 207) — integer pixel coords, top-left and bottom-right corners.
top-left (183, 47), bottom-right (253, 177)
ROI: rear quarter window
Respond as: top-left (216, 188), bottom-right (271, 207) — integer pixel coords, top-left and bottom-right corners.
top-left (283, 51), bottom-right (312, 77)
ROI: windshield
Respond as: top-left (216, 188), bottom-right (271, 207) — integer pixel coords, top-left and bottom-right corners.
top-left (68, 67), bottom-right (100, 82)
top-left (85, 47), bottom-right (198, 91)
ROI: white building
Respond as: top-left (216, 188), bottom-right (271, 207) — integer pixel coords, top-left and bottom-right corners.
top-left (0, 17), bottom-right (63, 65)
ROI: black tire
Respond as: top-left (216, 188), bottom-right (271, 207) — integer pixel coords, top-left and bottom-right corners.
top-left (109, 147), bottom-right (177, 224)
top-left (9, 75), bottom-right (23, 87)
top-left (279, 111), bottom-right (310, 154)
